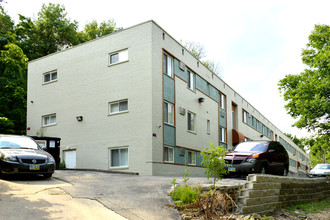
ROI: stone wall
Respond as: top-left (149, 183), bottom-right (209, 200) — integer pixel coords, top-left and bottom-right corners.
top-left (237, 174), bottom-right (330, 215)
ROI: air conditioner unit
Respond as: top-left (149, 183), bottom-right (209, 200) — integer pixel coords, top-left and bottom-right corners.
top-left (179, 107), bottom-right (186, 115)
top-left (179, 61), bottom-right (186, 71)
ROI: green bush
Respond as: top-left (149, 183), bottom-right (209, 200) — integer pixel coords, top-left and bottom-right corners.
top-left (170, 185), bottom-right (201, 206)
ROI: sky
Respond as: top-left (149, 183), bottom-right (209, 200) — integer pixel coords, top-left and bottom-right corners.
top-left (4, 0), bottom-right (330, 138)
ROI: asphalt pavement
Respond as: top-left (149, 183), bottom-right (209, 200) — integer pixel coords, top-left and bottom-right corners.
top-left (53, 170), bottom-right (248, 220)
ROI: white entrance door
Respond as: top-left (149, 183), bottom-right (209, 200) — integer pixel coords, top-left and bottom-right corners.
top-left (64, 150), bottom-right (76, 169)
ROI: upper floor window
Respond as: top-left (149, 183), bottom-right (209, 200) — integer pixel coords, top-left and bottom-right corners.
top-left (219, 93), bottom-right (225, 109)
top-left (163, 53), bottom-right (173, 77)
top-left (164, 102), bottom-right (174, 125)
top-left (43, 71), bottom-right (57, 84)
top-left (243, 111), bottom-right (248, 123)
top-left (42, 114), bottom-right (56, 126)
top-left (187, 70), bottom-right (195, 90)
top-left (109, 49), bottom-right (128, 65)
top-left (109, 100), bottom-right (128, 115)
top-left (187, 111), bottom-right (196, 132)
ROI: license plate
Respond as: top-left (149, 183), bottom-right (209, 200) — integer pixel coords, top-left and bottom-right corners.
top-left (228, 167), bottom-right (236, 172)
top-left (29, 164), bottom-right (40, 170)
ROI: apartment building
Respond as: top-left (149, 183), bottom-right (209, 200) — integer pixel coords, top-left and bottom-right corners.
top-left (26, 20), bottom-right (309, 176)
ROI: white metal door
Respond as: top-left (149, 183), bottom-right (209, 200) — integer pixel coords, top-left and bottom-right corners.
top-left (64, 150), bottom-right (76, 169)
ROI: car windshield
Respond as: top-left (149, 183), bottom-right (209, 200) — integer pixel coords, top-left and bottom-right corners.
top-left (0, 136), bottom-right (39, 150)
top-left (314, 164), bottom-right (330, 169)
top-left (234, 142), bottom-right (268, 152)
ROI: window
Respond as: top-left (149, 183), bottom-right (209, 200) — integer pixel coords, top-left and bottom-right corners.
top-left (164, 102), bottom-right (174, 125)
top-left (110, 147), bottom-right (128, 168)
top-left (164, 146), bottom-right (174, 162)
top-left (43, 71), bottom-right (57, 84)
top-left (220, 127), bottom-right (226, 143)
top-left (109, 49), bottom-right (128, 65)
top-left (187, 112), bottom-right (196, 132)
top-left (219, 93), bottom-right (225, 109)
top-left (207, 119), bottom-right (210, 134)
top-left (163, 53), bottom-right (173, 77)
top-left (109, 100), bottom-right (128, 114)
top-left (188, 151), bottom-right (196, 165)
top-left (42, 114), bottom-right (56, 126)
top-left (243, 111), bottom-right (248, 123)
top-left (187, 70), bottom-right (195, 90)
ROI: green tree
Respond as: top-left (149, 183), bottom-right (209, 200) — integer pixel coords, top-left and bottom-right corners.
top-left (278, 24), bottom-right (330, 164)
top-left (15, 3), bottom-right (79, 60)
top-left (0, 43), bottom-right (28, 134)
top-left (0, 6), bottom-right (15, 48)
top-left (200, 141), bottom-right (229, 188)
top-left (78, 19), bottom-right (121, 43)
top-left (284, 133), bottom-right (305, 152)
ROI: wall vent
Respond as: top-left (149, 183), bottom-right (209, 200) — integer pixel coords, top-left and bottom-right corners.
top-left (179, 61), bottom-right (186, 71)
top-left (179, 107), bottom-right (186, 115)
top-left (179, 148), bottom-right (185, 156)
top-left (221, 111), bottom-right (225, 118)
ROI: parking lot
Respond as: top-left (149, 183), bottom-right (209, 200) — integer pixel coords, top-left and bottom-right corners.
top-left (0, 170), bottom-right (248, 219)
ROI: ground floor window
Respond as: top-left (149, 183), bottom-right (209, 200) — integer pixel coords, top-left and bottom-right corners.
top-left (164, 146), bottom-right (174, 162)
top-left (110, 147), bottom-right (128, 168)
top-left (220, 127), bottom-right (226, 143)
top-left (188, 151), bottom-right (196, 165)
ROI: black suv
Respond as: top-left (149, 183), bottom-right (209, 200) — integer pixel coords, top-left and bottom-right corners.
top-left (224, 141), bottom-right (289, 176)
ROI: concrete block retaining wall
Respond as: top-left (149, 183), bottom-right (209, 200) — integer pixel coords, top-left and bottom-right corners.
top-left (237, 174), bottom-right (330, 215)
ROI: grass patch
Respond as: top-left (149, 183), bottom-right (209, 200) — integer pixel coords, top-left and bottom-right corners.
top-left (170, 185), bottom-right (201, 206)
top-left (285, 197), bottom-right (330, 215)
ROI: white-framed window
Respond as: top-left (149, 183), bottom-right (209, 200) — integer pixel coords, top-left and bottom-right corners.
top-left (219, 93), bottom-right (225, 109)
top-left (207, 119), bottom-right (210, 134)
top-left (109, 147), bottom-right (128, 168)
top-left (109, 49), bottom-right (128, 65)
top-left (188, 151), bottom-right (196, 165)
top-left (187, 111), bottom-right (196, 132)
top-left (164, 102), bottom-right (174, 125)
top-left (42, 114), bottom-right (56, 126)
top-left (187, 70), bottom-right (195, 90)
top-left (164, 146), bottom-right (174, 162)
top-left (220, 127), bottom-right (226, 143)
top-left (163, 53), bottom-right (173, 77)
top-left (43, 71), bottom-right (57, 84)
top-left (109, 100), bottom-right (128, 114)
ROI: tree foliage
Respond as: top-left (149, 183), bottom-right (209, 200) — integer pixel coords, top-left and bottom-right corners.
top-left (15, 3), bottom-right (80, 60)
top-left (200, 141), bottom-right (229, 188)
top-left (279, 24), bottom-right (330, 164)
top-left (183, 41), bottom-right (223, 77)
top-left (78, 19), bottom-right (121, 43)
top-left (0, 43), bottom-right (28, 134)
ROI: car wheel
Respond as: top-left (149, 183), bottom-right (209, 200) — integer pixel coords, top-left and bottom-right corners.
top-left (43, 173), bottom-right (53, 178)
top-left (260, 166), bottom-right (267, 174)
top-left (283, 168), bottom-right (288, 176)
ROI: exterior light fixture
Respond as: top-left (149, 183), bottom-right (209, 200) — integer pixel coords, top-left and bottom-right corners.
top-left (198, 97), bottom-right (205, 103)
top-left (260, 135), bottom-right (264, 138)
top-left (76, 116), bottom-right (83, 121)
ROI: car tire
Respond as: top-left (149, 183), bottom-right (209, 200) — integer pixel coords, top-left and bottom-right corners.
top-left (283, 168), bottom-right (288, 176)
top-left (43, 173), bottom-right (53, 178)
top-left (260, 166), bottom-right (267, 174)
